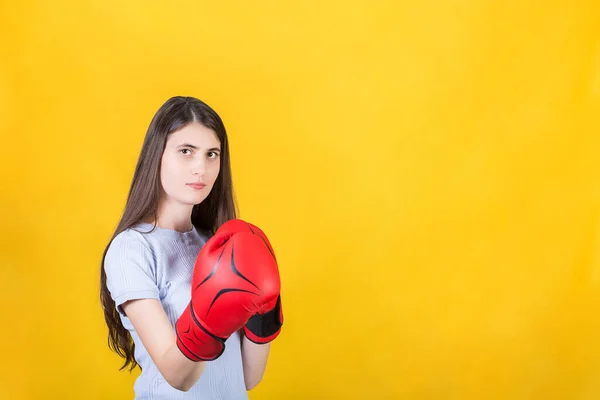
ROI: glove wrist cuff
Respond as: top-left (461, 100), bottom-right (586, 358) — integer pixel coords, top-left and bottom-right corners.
top-left (176, 302), bottom-right (226, 361)
top-left (243, 295), bottom-right (283, 344)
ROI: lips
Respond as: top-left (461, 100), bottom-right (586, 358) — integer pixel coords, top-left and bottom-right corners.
top-left (187, 183), bottom-right (206, 190)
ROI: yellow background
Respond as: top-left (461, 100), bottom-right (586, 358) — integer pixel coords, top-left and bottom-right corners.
top-left (1, 0), bottom-right (600, 398)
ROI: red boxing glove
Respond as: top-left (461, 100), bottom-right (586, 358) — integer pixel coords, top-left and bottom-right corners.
top-left (208, 220), bottom-right (284, 343)
top-left (175, 219), bottom-right (281, 361)
top-left (234, 222), bottom-right (284, 344)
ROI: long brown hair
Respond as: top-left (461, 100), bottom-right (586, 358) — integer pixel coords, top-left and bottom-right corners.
top-left (100, 96), bottom-right (238, 371)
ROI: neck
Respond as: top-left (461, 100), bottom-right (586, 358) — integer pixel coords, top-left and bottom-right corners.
top-left (152, 196), bottom-right (194, 233)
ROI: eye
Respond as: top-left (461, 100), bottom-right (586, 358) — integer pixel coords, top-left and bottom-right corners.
top-left (180, 148), bottom-right (193, 156)
top-left (207, 151), bottom-right (220, 159)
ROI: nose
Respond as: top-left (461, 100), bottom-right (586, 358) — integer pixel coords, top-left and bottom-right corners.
top-left (191, 157), bottom-right (206, 176)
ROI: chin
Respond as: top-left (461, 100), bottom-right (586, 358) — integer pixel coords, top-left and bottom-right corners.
top-left (190, 195), bottom-right (209, 205)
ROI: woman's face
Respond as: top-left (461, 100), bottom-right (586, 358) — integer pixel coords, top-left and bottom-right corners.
top-left (159, 122), bottom-right (221, 207)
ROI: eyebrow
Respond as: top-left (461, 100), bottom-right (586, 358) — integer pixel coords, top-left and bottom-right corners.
top-left (176, 143), bottom-right (221, 152)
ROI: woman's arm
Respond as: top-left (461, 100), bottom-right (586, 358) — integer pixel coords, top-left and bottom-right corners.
top-left (122, 298), bottom-right (207, 391)
top-left (241, 334), bottom-right (271, 390)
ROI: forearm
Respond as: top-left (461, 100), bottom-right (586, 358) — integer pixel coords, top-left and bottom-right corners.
top-left (159, 343), bottom-right (207, 391)
top-left (241, 335), bottom-right (271, 390)
top-left (122, 299), bottom-right (208, 392)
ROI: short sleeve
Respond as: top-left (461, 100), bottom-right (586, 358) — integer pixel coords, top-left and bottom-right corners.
top-left (104, 230), bottom-right (160, 317)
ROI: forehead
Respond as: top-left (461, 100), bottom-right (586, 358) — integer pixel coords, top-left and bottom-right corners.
top-left (167, 122), bottom-right (220, 148)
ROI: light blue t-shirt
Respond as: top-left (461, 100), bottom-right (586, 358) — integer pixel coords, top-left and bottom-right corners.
top-left (104, 222), bottom-right (248, 400)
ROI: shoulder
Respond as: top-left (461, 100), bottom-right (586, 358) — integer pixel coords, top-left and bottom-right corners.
top-left (104, 225), bottom-right (160, 272)
top-left (112, 223), bottom-right (156, 243)
top-left (103, 226), bottom-right (166, 314)
top-left (107, 225), bottom-right (154, 254)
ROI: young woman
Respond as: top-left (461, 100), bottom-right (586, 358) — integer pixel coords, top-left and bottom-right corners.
top-left (99, 96), bottom-right (282, 399)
